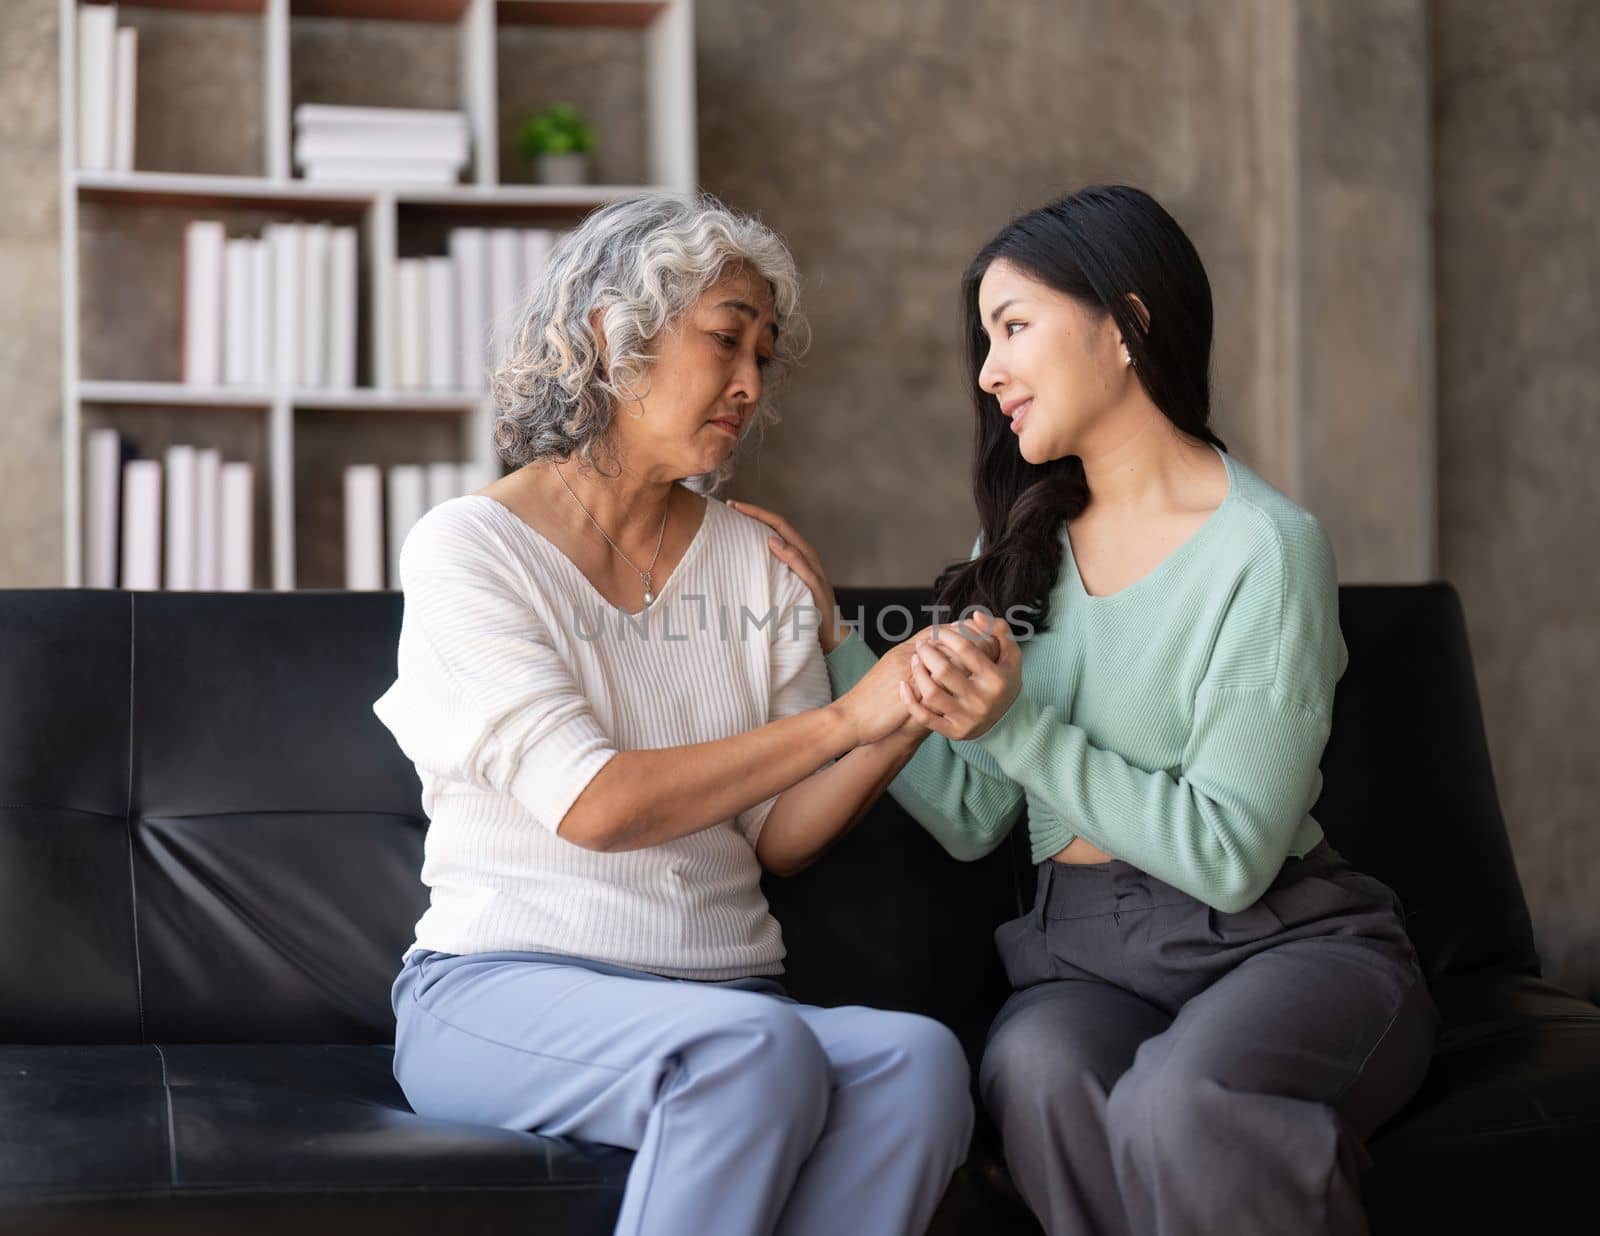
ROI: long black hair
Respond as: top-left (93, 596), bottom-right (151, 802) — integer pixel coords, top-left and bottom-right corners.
top-left (932, 184), bottom-right (1226, 636)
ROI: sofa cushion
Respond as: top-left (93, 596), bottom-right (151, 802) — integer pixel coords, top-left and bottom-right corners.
top-left (0, 1043), bottom-right (629, 1233)
top-left (1361, 973), bottom-right (1600, 1230)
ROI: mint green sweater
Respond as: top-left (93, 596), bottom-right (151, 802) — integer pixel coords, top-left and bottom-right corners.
top-left (824, 445), bottom-right (1349, 915)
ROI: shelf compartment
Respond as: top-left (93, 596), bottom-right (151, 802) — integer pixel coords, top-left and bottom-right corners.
top-left (79, 397), bottom-right (275, 591)
top-left (77, 195), bottom-right (375, 388)
top-left (292, 403), bottom-right (494, 588)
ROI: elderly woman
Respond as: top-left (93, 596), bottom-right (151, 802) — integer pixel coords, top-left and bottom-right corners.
top-left (371, 192), bottom-right (972, 1236)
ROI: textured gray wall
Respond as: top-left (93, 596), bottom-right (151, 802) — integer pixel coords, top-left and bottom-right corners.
top-left (0, 0), bottom-right (63, 589)
top-left (1432, 0), bottom-right (1600, 999)
top-left (702, 0), bottom-right (1436, 587)
top-left (0, 0), bottom-right (1594, 995)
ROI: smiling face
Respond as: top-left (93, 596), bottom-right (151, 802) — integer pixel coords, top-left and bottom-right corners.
top-left (611, 263), bottom-right (778, 479)
top-left (975, 259), bottom-right (1133, 464)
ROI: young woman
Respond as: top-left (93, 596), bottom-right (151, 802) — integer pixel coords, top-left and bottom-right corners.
top-left (372, 191), bottom-right (972, 1236)
top-left (732, 184), bottom-right (1440, 1236)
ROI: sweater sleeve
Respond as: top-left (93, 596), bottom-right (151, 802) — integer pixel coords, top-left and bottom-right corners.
top-left (371, 512), bottom-right (619, 835)
top-left (822, 527), bottom-right (1027, 861)
top-left (971, 510), bottom-right (1349, 912)
top-left (734, 557), bottom-right (837, 846)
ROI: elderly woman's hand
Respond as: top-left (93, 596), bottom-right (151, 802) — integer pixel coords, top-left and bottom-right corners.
top-left (829, 638), bottom-right (922, 746)
top-left (902, 612), bottom-right (1022, 741)
top-left (725, 500), bottom-right (850, 654)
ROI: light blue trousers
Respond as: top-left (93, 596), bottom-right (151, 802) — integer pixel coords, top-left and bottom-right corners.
top-left (391, 948), bottom-right (975, 1236)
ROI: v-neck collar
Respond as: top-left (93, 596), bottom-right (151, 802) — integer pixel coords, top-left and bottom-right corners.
top-left (1061, 443), bottom-right (1236, 603)
top-left (471, 488), bottom-right (714, 618)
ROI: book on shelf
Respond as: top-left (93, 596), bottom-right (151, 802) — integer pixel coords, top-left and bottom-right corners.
top-left (223, 239), bottom-right (253, 386)
top-left (296, 129), bottom-right (467, 163)
top-left (487, 229), bottom-right (523, 374)
top-left (343, 465), bottom-right (385, 591)
top-left (396, 260), bottom-right (425, 391)
top-left (164, 444), bottom-right (197, 590)
top-left (449, 229), bottom-right (487, 392)
top-left (85, 427), bottom-right (134, 588)
top-left (300, 159), bottom-right (463, 187)
top-left (328, 228), bottom-right (358, 389)
top-left (219, 463), bottom-right (254, 591)
top-left (181, 221), bottom-right (225, 386)
top-left (250, 239), bottom-right (272, 385)
top-left (384, 465), bottom-right (426, 589)
top-left (425, 257), bottom-right (456, 391)
top-left (301, 223), bottom-right (330, 389)
top-left (194, 447), bottom-right (222, 590)
top-left (426, 462), bottom-right (460, 511)
top-left (112, 25), bottom-right (137, 171)
top-left (120, 458), bottom-right (161, 591)
top-left (294, 103), bottom-right (469, 132)
top-left (267, 221), bottom-right (301, 388)
top-left (77, 4), bottom-right (139, 173)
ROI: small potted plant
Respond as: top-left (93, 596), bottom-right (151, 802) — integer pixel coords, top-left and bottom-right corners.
top-left (516, 102), bottom-right (596, 185)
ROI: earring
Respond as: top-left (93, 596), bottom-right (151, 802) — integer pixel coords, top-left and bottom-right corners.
top-left (1122, 348), bottom-right (1132, 366)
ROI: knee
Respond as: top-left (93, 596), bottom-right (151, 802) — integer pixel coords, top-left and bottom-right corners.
top-left (697, 1004), bottom-right (831, 1131)
top-left (901, 1015), bottom-right (975, 1132)
top-left (980, 1011), bottom-right (1098, 1127)
top-left (865, 1013), bottom-right (974, 1155)
top-left (1105, 1062), bottom-right (1219, 1168)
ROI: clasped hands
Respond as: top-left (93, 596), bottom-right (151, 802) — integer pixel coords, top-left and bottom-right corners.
top-left (717, 497), bottom-right (1023, 752)
top-left (840, 611), bottom-right (1023, 748)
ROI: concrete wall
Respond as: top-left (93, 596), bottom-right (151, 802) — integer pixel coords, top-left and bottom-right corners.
top-left (0, 0), bottom-right (1594, 995)
top-left (1432, 0), bottom-right (1600, 998)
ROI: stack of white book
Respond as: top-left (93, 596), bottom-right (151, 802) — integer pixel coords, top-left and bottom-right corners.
top-left (84, 429), bottom-right (255, 591)
top-left (398, 226), bottom-right (563, 391)
top-left (294, 103), bottom-right (470, 186)
top-left (75, 3), bottom-right (138, 173)
top-left (182, 219), bottom-right (358, 389)
top-left (344, 461), bottom-right (501, 590)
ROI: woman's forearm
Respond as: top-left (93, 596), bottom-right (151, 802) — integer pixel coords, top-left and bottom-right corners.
top-left (753, 724), bottom-right (929, 876)
top-left (563, 703), bottom-right (859, 851)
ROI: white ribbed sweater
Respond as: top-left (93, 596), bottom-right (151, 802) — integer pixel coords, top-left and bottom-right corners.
top-left (371, 489), bottom-right (832, 980)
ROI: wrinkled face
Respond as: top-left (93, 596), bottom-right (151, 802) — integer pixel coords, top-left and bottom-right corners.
top-left (975, 259), bottom-right (1130, 465)
top-left (614, 263), bottom-right (778, 479)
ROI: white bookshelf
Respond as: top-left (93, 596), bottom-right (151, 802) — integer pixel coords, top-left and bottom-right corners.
top-left (59, 0), bottom-right (699, 589)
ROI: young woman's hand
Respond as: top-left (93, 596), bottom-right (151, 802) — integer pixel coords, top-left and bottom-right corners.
top-left (902, 612), bottom-right (1022, 740)
top-left (725, 500), bottom-right (851, 654)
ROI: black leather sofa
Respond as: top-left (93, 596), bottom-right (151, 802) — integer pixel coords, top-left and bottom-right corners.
top-left (1, 583), bottom-right (1596, 1234)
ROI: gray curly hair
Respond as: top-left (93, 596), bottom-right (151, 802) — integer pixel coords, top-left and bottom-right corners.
top-left (488, 191), bottom-right (809, 492)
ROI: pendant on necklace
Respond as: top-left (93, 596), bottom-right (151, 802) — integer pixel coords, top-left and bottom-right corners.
top-left (642, 574), bottom-right (654, 606)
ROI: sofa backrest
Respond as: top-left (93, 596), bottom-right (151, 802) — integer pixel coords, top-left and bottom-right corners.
top-left (1317, 584), bottom-right (1540, 979)
top-left (0, 591), bottom-right (428, 1045)
top-left (0, 581), bottom-right (1538, 1047)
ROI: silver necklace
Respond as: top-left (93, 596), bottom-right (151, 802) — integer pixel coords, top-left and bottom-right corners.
top-left (553, 462), bottom-right (670, 607)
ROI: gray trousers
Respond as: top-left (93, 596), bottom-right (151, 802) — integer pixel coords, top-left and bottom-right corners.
top-left (980, 838), bottom-right (1439, 1236)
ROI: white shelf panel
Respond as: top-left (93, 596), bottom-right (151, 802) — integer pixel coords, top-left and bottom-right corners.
top-left (112, 1), bottom-right (269, 14)
top-left (79, 380), bottom-right (276, 407)
top-left (292, 388), bottom-right (491, 410)
top-left (76, 169), bottom-right (653, 209)
top-left (114, 1), bottom-right (668, 29)
top-left (392, 183), bottom-right (653, 207)
top-left (80, 379), bottom-right (490, 411)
